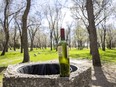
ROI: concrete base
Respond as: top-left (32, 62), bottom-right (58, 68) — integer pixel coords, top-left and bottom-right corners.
top-left (3, 61), bottom-right (91, 87)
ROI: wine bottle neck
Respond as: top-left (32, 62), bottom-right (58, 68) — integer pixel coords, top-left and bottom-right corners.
top-left (60, 28), bottom-right (65, 40)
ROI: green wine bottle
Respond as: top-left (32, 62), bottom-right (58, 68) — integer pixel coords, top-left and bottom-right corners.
top-left (58, 28), bottom-right (70, 77)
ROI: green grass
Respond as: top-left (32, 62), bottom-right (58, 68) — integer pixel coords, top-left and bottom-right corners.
top-left (0, 48), bottom-right (116, 67)
top-left (69, 48), bottom-right (116, 63)
top-left (0, 48), bottom-right (58, 67)
top-left (69, 48), bottom-right (92, 59)
top-left (99, 49), bottom-right (116, 63)
top-left (29, 49), bottom-right (58, 62)
top-left (0, 50), bottom-right (23, 67)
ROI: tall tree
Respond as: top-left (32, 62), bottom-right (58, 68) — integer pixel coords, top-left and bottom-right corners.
top-left (29, 24), bottom-right (40, 51)
top-left (22, 0), bottom-right (31, 63)
top-left (43, 4), bottom-right (55, 51)
top-left (71, 0), bottom-right (112, 52)
top-left (28, 13), bottom-right (42, 51)
top-left (0, 0), bottom-right (25, 55)
top-left (75, 25), bottom-right (88, 50)
top-left (1, 0), bottom-right (10, 55)
top-left (65, 22), bottom-right (73, 49)
top-left (97, 0), bottom-right (111, 51)
top-left (43, 0), bottom-right (66, 51)
top-left (106, 24), bottom-right (114, 49)
top-left (86, 0), bottom-right (101, 66)
top-left (13, 25), bottom-right (17, 51)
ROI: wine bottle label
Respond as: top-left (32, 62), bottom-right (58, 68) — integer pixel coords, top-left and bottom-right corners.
top-left (58, 46), bottom-right (62, 57)
top-left (58, 45), bottom-right (69, 58)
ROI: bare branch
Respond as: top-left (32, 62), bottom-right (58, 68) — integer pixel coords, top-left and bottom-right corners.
top-left (8, 6), bottom-right (25, 17)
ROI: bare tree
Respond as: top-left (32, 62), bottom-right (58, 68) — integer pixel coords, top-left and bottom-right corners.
top-left (34, 29), bottom-right (48, 49)
top-left (43, 4), bottom-right (55, 51)
top-left (96, 0), bottom-right (112, 51)
top-left (106, 24), bottom-right (115, 49)
top-left (14, 14), bottom-right (23, 53)
top-left (28, 18), bottom-right (41, 51)
top-left (0, 28), bottom-right (4, 51)
top-left (0, 0), bottom-right (25, 55)
top-left (71, 0), bottom-right (112, 51)
top-left (86, 0), bottom-right (101, 66)
top-left (8, 26), bottom-right (20, 51)
top-left (43, 0), bottom-right (66, 51)
top-left (1, 0), bottom-right (11, 55)
top-left (65, 22), bottom-right (73, 49)
top-left (75, 25), bottom-right (88, 50)
top-left (22, 0), bottom-right (31, 63)
top-left (13, 25), bottom-right (18, 51)
top-left (71, 0), bottom-right (113, 66)
top-left (98, 23), bottom-right (106, 51)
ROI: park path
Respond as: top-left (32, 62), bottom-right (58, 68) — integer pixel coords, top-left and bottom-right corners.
top-left (0, 59), bottom-right (116, 87)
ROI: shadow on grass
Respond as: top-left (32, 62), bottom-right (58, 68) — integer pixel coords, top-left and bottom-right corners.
top-left (92, 67), bottom-right (116, 87)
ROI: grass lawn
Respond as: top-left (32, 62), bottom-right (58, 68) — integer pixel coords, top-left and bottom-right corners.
top-left (0, 48), bottom-right (116, 67)
top-left (0, 48), bottom-right (58, 67)
top-left (0, 48), bottom-right (116, 85)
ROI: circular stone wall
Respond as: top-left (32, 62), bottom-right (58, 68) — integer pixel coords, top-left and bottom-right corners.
top-left (3, 61), bottom-right (91, 87)
top-left (17, 63), bottom-right (77, 75)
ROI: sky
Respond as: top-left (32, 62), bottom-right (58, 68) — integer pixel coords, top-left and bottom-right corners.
top-left (31, 0), bottom-right (73, 28)
top-left (0, 0), bottom-right (116, 28)
top-left (31, 0), bottom-right (116, 28)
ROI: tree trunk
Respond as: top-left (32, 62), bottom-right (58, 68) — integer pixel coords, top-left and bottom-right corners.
top-left (50, 30), bottom-right (53, 51)
top-left (13, 41), bottom-right (16, 51)
top-left (86, 0), bottom-right (101, 66)
top-left (30, 38), bottom-right (34, 51)
top-left (88, 34), bottom-right (92, 55)
top-left (13, 28), bottom-right (16, 51)
top-left (107, 40), bottom-right (112, 49)
top-left (20, 36), bottom-right (23, 53)
top-left (102, 29), bottom-right (106, 51)
top-left (55, 38), bottom-right (58, 51)
top-left (22, 0), bottom-right (31, 63)
top-left (16, 17), bottom-right (23, 53)
top-left (1, 32), bottom-right (9, 55)
top-left (29, 29), bottom-right (38, 51)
